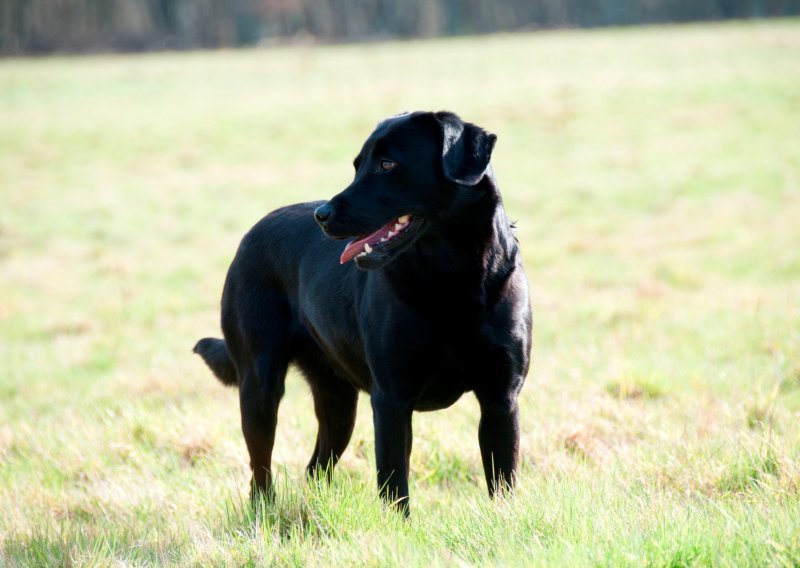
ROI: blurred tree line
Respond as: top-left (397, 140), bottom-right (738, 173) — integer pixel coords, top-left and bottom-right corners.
top-left (1, 0), bottom-right (798, 55)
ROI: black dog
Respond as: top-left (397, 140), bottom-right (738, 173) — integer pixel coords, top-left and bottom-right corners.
top-left (194, 111), bottom-right (532, 514)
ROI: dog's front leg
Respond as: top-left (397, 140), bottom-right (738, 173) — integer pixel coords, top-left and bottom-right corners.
top-left (371, 390), bottom-right (413, 516)
top-left (476, 394), bottom-right (520, 497)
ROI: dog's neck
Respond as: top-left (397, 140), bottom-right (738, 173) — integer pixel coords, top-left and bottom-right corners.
top-left (385, 176), bottom-right (520, 307)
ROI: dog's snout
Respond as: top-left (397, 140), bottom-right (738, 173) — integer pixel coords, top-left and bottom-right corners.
top-left (314, 203), bottom-right (332, 226)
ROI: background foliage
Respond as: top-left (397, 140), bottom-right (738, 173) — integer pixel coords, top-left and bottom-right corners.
top-left (2, 0), bottom-right (799, 54)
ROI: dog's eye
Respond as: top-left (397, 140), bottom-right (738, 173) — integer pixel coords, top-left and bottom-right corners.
top-left (380, 160), bottom-right (397, 172)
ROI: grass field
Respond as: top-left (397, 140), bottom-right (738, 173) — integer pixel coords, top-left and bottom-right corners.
top-left (2, 19), bottom-right (800, 566)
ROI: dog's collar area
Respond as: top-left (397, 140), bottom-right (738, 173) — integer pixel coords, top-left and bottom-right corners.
top-left (340, 214), bottom-right (413, 264)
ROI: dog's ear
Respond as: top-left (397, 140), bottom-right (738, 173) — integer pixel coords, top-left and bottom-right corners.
top-left (434, 111), bottom-right (497, 186)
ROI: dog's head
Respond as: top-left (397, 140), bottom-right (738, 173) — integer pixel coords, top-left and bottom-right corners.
top-left (315, 111), bottom-right (497, 270)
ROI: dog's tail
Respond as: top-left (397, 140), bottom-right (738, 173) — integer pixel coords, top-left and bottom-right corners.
top-left (193, 337), bottom-right (238, 387)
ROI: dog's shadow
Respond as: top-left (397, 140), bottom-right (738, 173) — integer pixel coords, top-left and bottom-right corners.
top-left (221, 470), bottom-right (408, 541)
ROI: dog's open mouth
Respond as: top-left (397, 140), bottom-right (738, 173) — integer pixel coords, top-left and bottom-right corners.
top-left (340, 214), bottom-right (419, 265)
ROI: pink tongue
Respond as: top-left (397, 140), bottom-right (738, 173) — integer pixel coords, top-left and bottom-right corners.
top-left (340, 219), bottom-right (397, 264)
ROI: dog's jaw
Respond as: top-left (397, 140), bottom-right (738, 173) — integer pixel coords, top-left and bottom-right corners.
top-left (340, 214), bottom-right (418, 265)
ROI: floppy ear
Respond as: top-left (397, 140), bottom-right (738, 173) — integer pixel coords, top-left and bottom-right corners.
top-left (434, 111), bottom-right (497, 186)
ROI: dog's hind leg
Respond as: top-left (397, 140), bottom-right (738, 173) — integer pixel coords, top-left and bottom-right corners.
top-left (304, 370), bottom-right (358, 481)
top-left (239, 350), bottom-right (289, 503)
top-left (232, 296), bottom-right (292, 505)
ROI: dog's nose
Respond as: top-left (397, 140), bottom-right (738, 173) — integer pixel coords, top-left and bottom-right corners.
top-left (314, 203), bottom-right (332, 226)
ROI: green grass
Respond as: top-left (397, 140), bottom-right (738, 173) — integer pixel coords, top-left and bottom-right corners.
top-left (2, 20), bottom-right (800, 566)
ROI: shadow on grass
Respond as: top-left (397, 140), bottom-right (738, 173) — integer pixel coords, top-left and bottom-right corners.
top-left (220, 469), bottom-right (404, 543)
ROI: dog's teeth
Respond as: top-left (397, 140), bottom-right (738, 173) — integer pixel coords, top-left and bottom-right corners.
top-left (398, 215), bottom-right (410, 224)
top-left (388, 230), bottom-right (397, 238)
top-left (364, 243), bottom-right (373, 254)
top-left (380, 238), bottom-right (387, 243)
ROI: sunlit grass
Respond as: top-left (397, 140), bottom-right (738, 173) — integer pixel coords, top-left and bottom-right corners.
top-left (2, 19), bottom-right (800, 565)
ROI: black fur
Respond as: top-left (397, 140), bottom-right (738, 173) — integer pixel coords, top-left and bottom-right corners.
top-left (192, 337), bottom-right (237, 386)
top-left (194, 111), bottom-right (532, 514)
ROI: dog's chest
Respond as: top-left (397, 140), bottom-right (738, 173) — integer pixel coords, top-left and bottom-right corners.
top-left (355, 268), bottom-right (527, 407)
top-left (410, 340), bottom-right (498, 410)
top-left (408, 313), bottom-right (515, 410)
